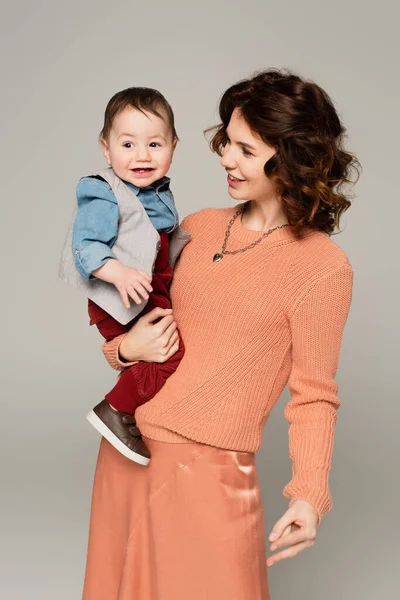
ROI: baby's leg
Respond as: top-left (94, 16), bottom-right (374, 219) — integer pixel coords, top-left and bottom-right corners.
top-left (87, 234), bottom-right (184, 465)
top-left (87, 325), bottom-right (184, 465)
top-left (105, 329), bottom-right (185, 412)
top-left (86, 300), bottom-right (150, 464)
top-left (87, 299), bottom-right (129, 341)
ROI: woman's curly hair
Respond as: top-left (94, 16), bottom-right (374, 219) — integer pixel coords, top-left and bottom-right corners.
top-left (207, 69), bottom-right (361, 237)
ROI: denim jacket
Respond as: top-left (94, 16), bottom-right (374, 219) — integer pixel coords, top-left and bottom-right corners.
top-left (72, 174), bottom-right (179, 280)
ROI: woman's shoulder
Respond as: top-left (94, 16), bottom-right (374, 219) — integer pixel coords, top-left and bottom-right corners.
top-left (290, 228), bottom-right (353, 283)
top-left (303, 229), bottom-right (350, 261)
top-left (283, 230), bottom-right (353, 315)
top-left (180, 206), bottom-right (234, 233)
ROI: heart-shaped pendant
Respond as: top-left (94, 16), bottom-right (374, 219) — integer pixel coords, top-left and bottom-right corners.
top-left (213, 253), bottom-right (223, 263)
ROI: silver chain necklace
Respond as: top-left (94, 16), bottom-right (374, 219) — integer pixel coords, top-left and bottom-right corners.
top-left (213, 203), bottom-right (290, 263)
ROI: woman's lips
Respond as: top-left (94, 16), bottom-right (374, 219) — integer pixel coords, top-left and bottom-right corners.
top-left (227, 174), bottom-right (245, 187)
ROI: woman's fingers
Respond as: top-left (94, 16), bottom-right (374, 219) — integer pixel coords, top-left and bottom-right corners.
top-left (163, 340), bottom-right (180, 361)
top-left (120, 305), bottom-right (178, 362)
top-left (140, 307), bottom-right (173, 325)
top-left (161, 320), bottom-right (178, 344)
top-left (154, 315), bottom-right (177, 336)
top-left (267, 539), bottom-right (315, 567)
top-left (267, 501), bottom-right (319, 567)
top-left (153, 339), bottom-right (179, 363)
top-left (164, 331), bottom-right (179, 353)
top-left (269, 508), bottom-right (295, 543)
top-left (279, 524), bottom-right (293, 541)
top-left (156, 332), bottom-right (179, 362)
top-left (270, 526), bottom-right (315, 552)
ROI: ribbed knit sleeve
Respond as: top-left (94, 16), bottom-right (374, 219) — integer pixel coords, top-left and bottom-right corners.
top-left (283, 262), bottom-right (353, 522)
top-left (102, 334), bottom-right (137, 371)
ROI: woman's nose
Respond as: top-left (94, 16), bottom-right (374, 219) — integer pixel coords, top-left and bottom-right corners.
top-left (220, 145), bottom-right (236, 169)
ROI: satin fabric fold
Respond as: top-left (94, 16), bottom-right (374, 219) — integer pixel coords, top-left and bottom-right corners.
top-left (83, 437), bottom-right (270, 600)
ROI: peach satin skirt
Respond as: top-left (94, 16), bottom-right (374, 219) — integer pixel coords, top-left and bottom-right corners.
top-left (83, 437), bottom-right (270, 600)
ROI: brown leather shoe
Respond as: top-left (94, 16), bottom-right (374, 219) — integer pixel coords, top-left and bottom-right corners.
top-left (86, 400), bottom-right (150, 466)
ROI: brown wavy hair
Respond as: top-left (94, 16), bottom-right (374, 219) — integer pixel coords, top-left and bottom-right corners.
top-left (207, 69), bottom-right (360, 236)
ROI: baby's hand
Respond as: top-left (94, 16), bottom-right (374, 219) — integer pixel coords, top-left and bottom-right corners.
top-left (92, 259), bottom-right (153, 309)
top-left (114, 265), bottom-right (153, 309)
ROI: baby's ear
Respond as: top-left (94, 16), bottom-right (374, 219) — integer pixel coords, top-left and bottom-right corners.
top-left (100, 138), bottom-right (112, 165)
top-left (172, 137), bottom-right (178, 150)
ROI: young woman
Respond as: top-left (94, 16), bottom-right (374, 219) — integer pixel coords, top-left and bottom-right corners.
top-left (83, 69), bottom-right (359, 600)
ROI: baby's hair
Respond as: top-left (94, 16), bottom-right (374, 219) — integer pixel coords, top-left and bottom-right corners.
top-left (207, 68), bottom-right (361, 237)
top-left (100, 87), bottom-right (178, 142)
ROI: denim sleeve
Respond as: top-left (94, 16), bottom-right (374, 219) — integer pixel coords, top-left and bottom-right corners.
top-left (72, 177), bottom-right (119, 280)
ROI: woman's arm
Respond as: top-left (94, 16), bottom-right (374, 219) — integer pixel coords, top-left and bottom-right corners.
top-left (102, 307), bottom-right (180, 370)
top-left (102, 334), bottom-right (134, 371)
top-left (283, 261), bottom-right (353, 522)
top-left (267, 261), bottom-right (353, 567)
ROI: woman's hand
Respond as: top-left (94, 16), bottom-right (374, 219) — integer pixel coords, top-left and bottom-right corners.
top-left (266, 500), bottom-right (319, 567)
top-left (119, 307), bottom-right (180, 363)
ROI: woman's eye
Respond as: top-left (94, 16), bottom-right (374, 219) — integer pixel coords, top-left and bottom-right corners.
top-left (242, 147), bottom-right (253, 157)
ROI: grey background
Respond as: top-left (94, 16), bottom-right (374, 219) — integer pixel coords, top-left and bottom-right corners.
top-left (1, 1), bottom-right (398, 598)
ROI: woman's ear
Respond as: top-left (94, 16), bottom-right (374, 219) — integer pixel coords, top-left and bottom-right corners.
top-left (100, 138), bottom-right (112, 165)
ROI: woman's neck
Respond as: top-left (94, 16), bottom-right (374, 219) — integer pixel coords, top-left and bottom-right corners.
top-left (240, 198), bottom-right (288, 232)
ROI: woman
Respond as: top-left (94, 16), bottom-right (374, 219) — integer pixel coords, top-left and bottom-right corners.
top-left (83, 69), bottom-right (359, 600)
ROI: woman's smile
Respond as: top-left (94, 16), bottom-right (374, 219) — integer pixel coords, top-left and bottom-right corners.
top-left (227, 173), bottom-right (246, 187)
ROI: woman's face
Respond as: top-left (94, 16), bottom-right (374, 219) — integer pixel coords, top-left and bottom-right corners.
top-left (220, 108), bottom-right (277, 203)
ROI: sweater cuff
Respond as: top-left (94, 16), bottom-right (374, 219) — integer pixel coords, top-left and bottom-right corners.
top-left (283, 471), bottom-right (332, 524)
top-left (102, 334), bottom-right (138, 371)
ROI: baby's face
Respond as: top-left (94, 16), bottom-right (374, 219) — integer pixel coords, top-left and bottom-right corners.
top-left (101, 106), bottom-right (176, 187)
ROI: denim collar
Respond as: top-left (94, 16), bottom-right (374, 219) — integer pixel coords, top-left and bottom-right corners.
top-left (123, 176), bottom-right (171, 195)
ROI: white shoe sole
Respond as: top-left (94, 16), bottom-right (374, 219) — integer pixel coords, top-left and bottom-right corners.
top-left (86, 410), bottom-right (150, 466)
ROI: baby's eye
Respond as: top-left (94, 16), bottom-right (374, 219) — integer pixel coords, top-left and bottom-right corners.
top-left (149, 142), bottom-right (162, 148)
top-left (123, 142), bottom-right (134, 148)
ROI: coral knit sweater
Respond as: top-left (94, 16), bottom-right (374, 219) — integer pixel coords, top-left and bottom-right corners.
top-left (103, 205), bottom-right (353, 521)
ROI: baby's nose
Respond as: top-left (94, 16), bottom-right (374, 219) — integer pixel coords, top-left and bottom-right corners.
top-left (136, 147), bottom-right (151, 161)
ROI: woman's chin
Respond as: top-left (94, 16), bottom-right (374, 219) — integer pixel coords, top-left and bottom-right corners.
top-left (227, 187), bottom-right (246, 201)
